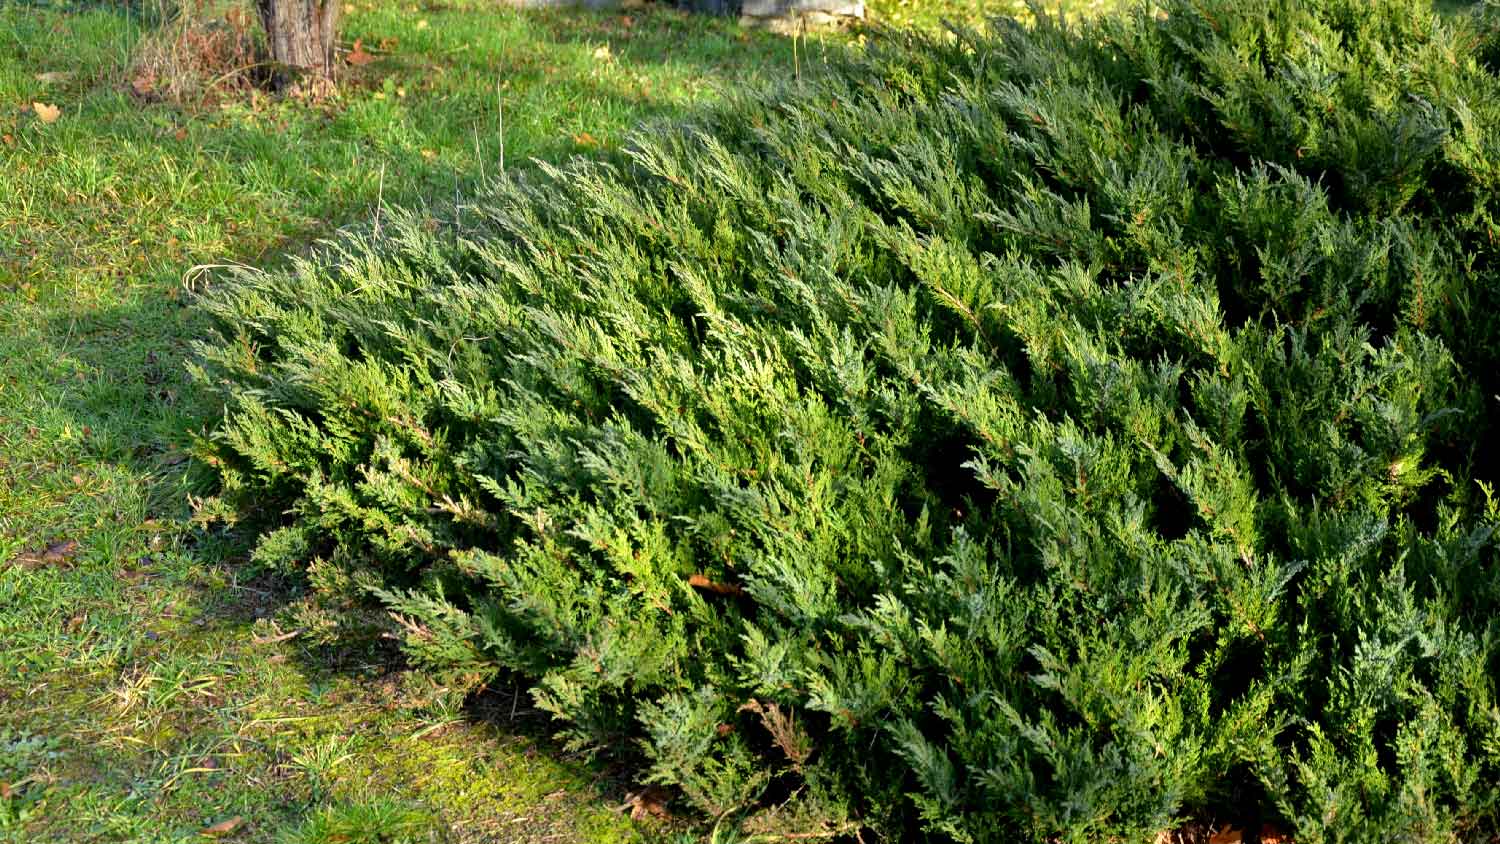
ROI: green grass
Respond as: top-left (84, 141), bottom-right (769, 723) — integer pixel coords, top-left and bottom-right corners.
top-left (0, 0), bottom-right (1482, 840)
top-left (863, 0), bottom-right (1113, 29)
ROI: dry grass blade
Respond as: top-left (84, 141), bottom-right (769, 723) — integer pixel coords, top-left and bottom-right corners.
top-left (739, 699), bottom-right (814, 767)
top-left (127, 1), bottom-right (261, 106)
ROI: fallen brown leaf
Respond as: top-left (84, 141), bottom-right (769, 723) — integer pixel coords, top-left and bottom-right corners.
top-left (346, 38), bottom-right (377, 66)
top-left (200, 816), bottom-right (244, 837)
top-left (621, 785), bottom-right (671, 820)
top-left (32, 102), bottom-right (60, 124)
top-left (131, 76), bottom-right (154, 96)
top-left (9, 539), bottom-right (81, 570)
top-left (1208, 827), bottom-right (1243, 844)
top-left (688, 573), bottom-right (745, 597)
top-left (43, 539), bottom-right (79, 564)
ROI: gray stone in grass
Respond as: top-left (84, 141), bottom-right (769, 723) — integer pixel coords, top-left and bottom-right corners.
top-left (498, 0), bottom-right (622, 8)
top-left (497, 0), bottom-right (864, 28)
top-left (738, 0), bottom-right (863, 18)
top-left (738, 0), bottom-right (864, 31)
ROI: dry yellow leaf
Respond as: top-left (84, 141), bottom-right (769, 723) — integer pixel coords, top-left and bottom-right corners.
top-left (33, 102), bottom-right (60, 124)
top-left (199, 816), bottom-right (244, 837)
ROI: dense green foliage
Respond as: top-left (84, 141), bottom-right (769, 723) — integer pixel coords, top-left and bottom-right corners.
top-left (194, 0), bottom-right (1500, 839)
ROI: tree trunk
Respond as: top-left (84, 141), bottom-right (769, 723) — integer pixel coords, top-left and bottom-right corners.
top-left (255, 0), bottom-right (340, 95)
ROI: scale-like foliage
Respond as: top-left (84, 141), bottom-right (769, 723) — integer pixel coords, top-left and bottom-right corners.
top-left (194, 0), bottom-right (1500, 839)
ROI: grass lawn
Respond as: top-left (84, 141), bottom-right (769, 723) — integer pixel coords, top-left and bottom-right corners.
top-left (0, 3), bottom-right (810, 840)
top-left (0, 0), bottom-right (1481, 841)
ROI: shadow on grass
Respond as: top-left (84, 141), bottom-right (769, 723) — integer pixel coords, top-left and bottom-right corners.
top-left (16, 208), bottom-right (665, 840)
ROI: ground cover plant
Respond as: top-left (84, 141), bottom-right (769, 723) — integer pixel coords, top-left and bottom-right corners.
top-left (192, 0), bottom-right (1500, 840)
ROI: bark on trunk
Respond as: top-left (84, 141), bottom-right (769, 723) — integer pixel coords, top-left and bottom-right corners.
top-left (255, 0), bottom-right (340, 95)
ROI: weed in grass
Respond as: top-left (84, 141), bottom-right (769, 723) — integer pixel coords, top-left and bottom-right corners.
top-left (289, 735), bottom-right (356, 801)
top-left (285, 798), bottom-right (435, 844)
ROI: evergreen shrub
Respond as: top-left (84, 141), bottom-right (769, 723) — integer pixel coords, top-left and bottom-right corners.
top-left (193, 0), bottom-right (1500, 839)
